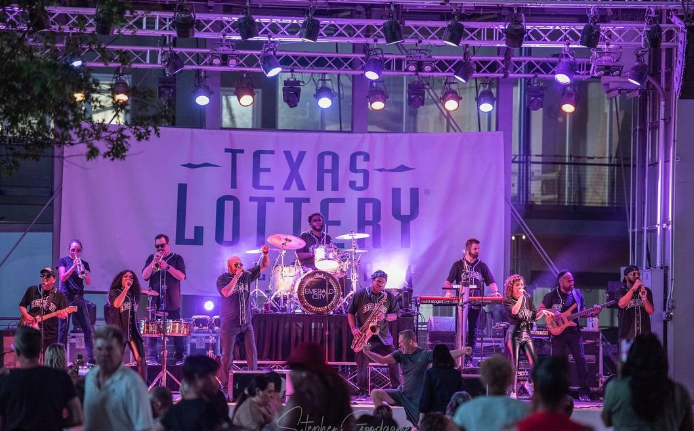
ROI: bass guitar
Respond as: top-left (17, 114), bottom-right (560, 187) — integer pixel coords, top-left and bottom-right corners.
top-left (545, 300), bottom-right (614, 336)
top-left (19, 306), bottom-right (78, 329)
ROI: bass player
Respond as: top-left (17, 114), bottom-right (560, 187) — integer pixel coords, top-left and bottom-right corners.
top-left (538, 270), bottom-right (602, 402)
top-left (19, 268), bottom-right (70, 353)
top-left (347, 270), bottom-right (400, 400)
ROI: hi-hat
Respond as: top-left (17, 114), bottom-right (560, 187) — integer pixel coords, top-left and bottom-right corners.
top-left (335, 232), bottom-right (370, 240)
top-left (143, 289), bottom-right (160, 296)
top-left (245, 248), bottom-right (279, 254)
top-left (267, 234), bottom-right (306, 250)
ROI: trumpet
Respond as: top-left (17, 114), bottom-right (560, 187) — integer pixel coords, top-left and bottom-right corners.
top-left (152, 252), bottom-right (164, 271)
top-left (74, 256), bottom-right (87, 279)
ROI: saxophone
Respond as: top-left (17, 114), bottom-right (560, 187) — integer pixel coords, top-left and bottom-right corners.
top-left (351, 293), bottom-right (388, 352)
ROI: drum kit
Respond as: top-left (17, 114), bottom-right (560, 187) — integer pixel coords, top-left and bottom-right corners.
top-left (247, 231), bottom-right (371, 314)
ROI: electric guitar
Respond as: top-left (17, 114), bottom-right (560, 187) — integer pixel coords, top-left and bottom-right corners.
top-left (545, 300), bottom-right (614, 336)
top-left (19, 306), bottom-right (78, 329)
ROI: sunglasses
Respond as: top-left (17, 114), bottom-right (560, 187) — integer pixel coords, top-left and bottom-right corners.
top-left (233, 263), bottom-right (243, 268)
top-left (155, 243), bottom-right (168, 249)
top-left (70, 248), bottom-right (82, 252)
top-left (40, 274), bottom-right (53, 279)
top-left (374, 279), bottom-right (387, 285)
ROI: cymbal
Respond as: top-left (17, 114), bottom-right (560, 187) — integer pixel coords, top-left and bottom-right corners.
top-left (335, 232), bottom-right (370, 240)
top-left (245, 248), bottom-right (279, 254)
top-left (143, 289), bottom-right (159, 297)
top-left (267, 234), bottom-right (306, 250)
top-left (154, 310), bottom-right (168, 317)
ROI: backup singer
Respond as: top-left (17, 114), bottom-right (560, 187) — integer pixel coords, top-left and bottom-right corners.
top-left (539, 270), bottom-right (600, 402)
top-left (19, 268), bottom-right (69, 352)
top-left (616, 265), bottom-right (654, 341)
top-left (107, 270), bottom-right (147, 379)
top-left (296, 212), bottom-right (333, 269)
top-left (142, 234), bottom-right (186, 366)
top-left (347, 270), bottom-right (400, 400)
top-left (217, 245), bottom-right (270, 391)
top-left (57, 239), bottom-right (95, 364)
top-left (443, 238), bottom-right (500, 362)
top-left (503, 274), bottom-right (553, 396)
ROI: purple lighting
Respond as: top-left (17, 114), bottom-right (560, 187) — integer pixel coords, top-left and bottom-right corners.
top-left (204, 300), bottom-right (214, 311)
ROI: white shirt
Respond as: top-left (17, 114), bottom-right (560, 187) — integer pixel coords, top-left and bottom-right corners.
top-left (83, 364), bottom-right (154, 431)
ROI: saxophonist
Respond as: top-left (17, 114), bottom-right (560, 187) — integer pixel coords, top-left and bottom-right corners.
top-left (347, 270), bottom-right (400, 400)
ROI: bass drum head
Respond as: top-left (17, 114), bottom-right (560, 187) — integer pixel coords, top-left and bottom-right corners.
top-left (296, 270), bottom-right (342, 314)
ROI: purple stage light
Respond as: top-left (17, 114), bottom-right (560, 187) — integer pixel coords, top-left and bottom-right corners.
top-left (204, 300), bottom-right (214, 311)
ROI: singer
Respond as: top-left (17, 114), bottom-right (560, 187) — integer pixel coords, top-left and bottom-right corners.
top-left (216, 245), bottom-right (270, 393)
top-left (107, 270), bottom-right (147, 379)
top-left (616, 265), bottom-right (654, 341)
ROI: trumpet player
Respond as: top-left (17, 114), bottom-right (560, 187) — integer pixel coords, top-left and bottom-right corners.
top-left (347, 270), bottom-right (400, 400)
top-left (57, 239), bottom-right (95, 364)
top-left (616, 265), bottom-right (654, 341)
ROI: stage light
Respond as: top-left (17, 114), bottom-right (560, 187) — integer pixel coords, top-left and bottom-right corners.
top-left (526, 78), bottom-right (545, 111)
top-left (504, 14), bottom-right (525, 49)
top-left (237, 8), bottom-right (259, 40)
top-left (628, 58), bottom-right (648, 86)
top-left (453, 47), bottom-right (475, 83)
top-left (283, 76), bottom-right (302, 108)
top-left (260, 48), bottom-right (282, 78)
top-left (441, 86), bottom-right (461, 112)
top-left (580, 13), bottom-right (601, 49)
top-left (234, 74), bottom-right (255, 107)
top-left (554, 56), bottom-right (575, 85)
top-left (383, 5), bottom-right (404, 45)
top-left (193, 70), bottom-right (211, 106)
top-left (560, 85), bottom-right (578, 113)
top-left (477, 81), bottom-right (495, 113)
top-left (112, 73), bottom-right (130, 104)
top-left (158, 75), bottom-right (176, 103)
top-left (407, 78), bottom-right (426, 109)
top-left (314, 75), bottom-right (334, 109)
top-left (173, 0), bottom-right (196, 38)
top-left (367, 81), bottom-right (388, 111)
top-left (301, 5), bottom-right (320, 42)
top-left (74, 91), bottom-right (86, 102)
top-left (364, 55), bottom-right (383, 81)
top-left (69, 57), bottom-right (83, 68)
top-left (164, 50), bottom-right (185, 76)
top-left (204, 301), bottom-right (214, 311)
top-left (646, 21), bottom-right (662, 49)
top-left (443, 14), bottom-right (464, 46)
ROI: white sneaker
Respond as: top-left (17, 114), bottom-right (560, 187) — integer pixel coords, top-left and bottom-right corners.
top-left (510, 391), bottom-right (517, 399)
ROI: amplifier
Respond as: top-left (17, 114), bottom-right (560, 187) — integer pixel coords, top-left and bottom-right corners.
top-left (564, 331), bottom-right (603, 392)
top-left (427, 316), bottom-right (455, 350)
top-left (187, 333), bottom-right (220, 357)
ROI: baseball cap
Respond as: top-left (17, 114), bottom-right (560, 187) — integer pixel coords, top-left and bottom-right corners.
top-left (40, 268), bottom-right (56, 278)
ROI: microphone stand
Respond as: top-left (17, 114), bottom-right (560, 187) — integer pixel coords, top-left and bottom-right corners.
top-left (149, 264), bottom-right (181, 390)
top-left (39, 284), bottom-right (46, 361)
top-left (249, 254), bottom-right (266, 311)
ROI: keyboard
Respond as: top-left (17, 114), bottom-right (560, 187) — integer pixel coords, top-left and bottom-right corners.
top-left (417, 296), bottom-right (503, 306)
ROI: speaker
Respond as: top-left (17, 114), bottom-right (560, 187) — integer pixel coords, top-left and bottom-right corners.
top-left (680, 26), bottom-right (694, 99)
top-left (229, 370), bottom-right (292, 402)
top-left (461, 374), bottom-right (486, 398)
top-left (427, 316), bottom-right (455, 349)
top-left (565, 330), bottom-right (603, 392)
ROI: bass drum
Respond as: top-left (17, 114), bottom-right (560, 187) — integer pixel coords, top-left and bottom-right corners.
top-left (296, 270), bottom-right (342, 314)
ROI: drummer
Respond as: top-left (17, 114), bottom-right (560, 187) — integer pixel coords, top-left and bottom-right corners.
top-left (296, 212), bottom-right (334, 270)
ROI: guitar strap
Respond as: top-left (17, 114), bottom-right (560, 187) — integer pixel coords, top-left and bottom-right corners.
top-left (571, 289), bottom-right (582, 312)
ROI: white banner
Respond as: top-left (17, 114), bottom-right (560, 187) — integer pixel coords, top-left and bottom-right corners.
top-left (60, 129), bottom-right (506, 298)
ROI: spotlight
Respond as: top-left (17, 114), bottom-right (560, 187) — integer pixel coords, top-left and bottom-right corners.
top-left (69, 57), bottom-right (83, 68)
top-left (504, 14), bottom-right (525, 49)
top-left (193, 71), bottom-right (211, 106)
top-left (453, 57), bottom-right (475, 83)
top-left (407, 78), bottom-right (426, 109)
top-left (554, 56), bottom-right (576, 85)
top-left (526, 78), bottom-right (545, 111)
top-left (158, 75), bottom-right (176, 103)
top-left (364, 54), bottom-right (383, 81)
top-left (112, 73), bottom-right (130, 104)
top-left (260, 46), bottom-right (282, 78)
top-left (237, 9), bottom-right (259, 40)
top-left (628, 58), bottom-right (648, 86)
top-left (234, 74), bottom-right (255, 107)
top-left (477, 82), bottom-right (495, 113)
top-left (580, 16), bottom-right (601, 48)
top-left (383, 5), bottom-right (404, 45)
top-left (443, 14), bottom-right (464, 47)
top-left (164, 50), bottom-right (185, 76)
top-left (204, 301), bottom-right (214, 311)
top-left (367, 81), bottom-right (388, 111)
top-left (301, 6), bottom-right (321, 42)
top-left (283, 77), bottom-right (302, 108)
top-left (173, 0), bottom-right (196, 38)
top-left (441, 84), bottom-right (461, 112)
top-left (27, 4), bottom-right (50, 31)
top-left (74, 92), bottom-right (86, 102)
top-left (560, 85), bottom-right (578, 113)
top-left (314, 75), bottom-right (334, 109)
top-left (208, 44), bottom-right (239, 68)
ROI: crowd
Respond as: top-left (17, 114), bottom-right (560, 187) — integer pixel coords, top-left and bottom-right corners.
top-left (0, 324), bottom-right (692, 431)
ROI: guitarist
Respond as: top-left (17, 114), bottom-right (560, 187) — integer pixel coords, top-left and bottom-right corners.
top-left (538, 270), bottom-right (601, 402)
top-left (18, 268), bottom-right (69, 353)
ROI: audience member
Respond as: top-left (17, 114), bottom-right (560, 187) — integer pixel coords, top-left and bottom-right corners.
top-left (230, 374), bottom-right (275, 431)
top-left (153, 355), bottom-right (229, 431)
top-left (446, 392), bottom-right (472, 418)
top-left (421, 412), bottom-right (453, 431)
top-left (83, 325), bottom-right (153, 431)
top-left (265, 371), bottom-right (285, 416)
top-left (505, 356), bottom-right (591, 431)
top-left (44, 342), bottom-right (78, 384)
top-left (275, 343), bottom-right (354, 431)
top-left (560, 394), bottom-right (575, 417)
top-left (0, 326), bottom-right (82, 431)
top-left (453, 355), bottom-right (530, 431)
top-left (373, 404), bottom-right (394, 419)
top-left (150, 386), bottom-right (173, 421)
top-left (602, 334), bottom-right (694, 431)
top-left (419, 344), bottom-right (464, 424)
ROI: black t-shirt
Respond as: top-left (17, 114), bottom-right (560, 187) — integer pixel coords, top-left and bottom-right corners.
top-left (216, 266), bottom-right (261, 326)
top-left (446, 258), bottom-right (495, 291)
top-left (57, 256), bottom-right (91, 299)
top-left (616, 284), bottom-right (653, 339)
top-left (160, 397), bottom-right (227, 431)
top-left (541, 287), bottom-right (586, 332)
top-left (346, 288), bottom-right (400, 346)
top-left (0, 366), bottom-right (76, 431)
top-left (503, 293), bottom-right (537, 331)
top-left (108, 288), bottom-right (140, 341)
top-left (19, 286), bottom-right (68, 340)
top-left (143, 253), bottom-right (186, 310)
top-left (297, 230), bottom-right (333, 267)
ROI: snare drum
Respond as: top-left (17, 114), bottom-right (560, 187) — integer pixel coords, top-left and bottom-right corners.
top-left (272, 265), bottom-right (303, 294)
top-left (314, 245), bottom-right (341, 273)
top-left (191, 315), bottom-right (211, 332)
top-left (211, 316), bottom-right (221, 332)
top-left (163, 320), bottom-right (191, 337)
top-left (138, 319), bottom-right (161, 338)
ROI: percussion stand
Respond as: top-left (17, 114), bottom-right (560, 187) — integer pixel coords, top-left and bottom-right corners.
top-left (149, 280), bottom-right (181, 391)
top-left (269, 247), bottom-right (291, 311)
top-left (249, 253), bottom-right (268, 311)
top-left (339, 237), bottom-right (361, 312)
